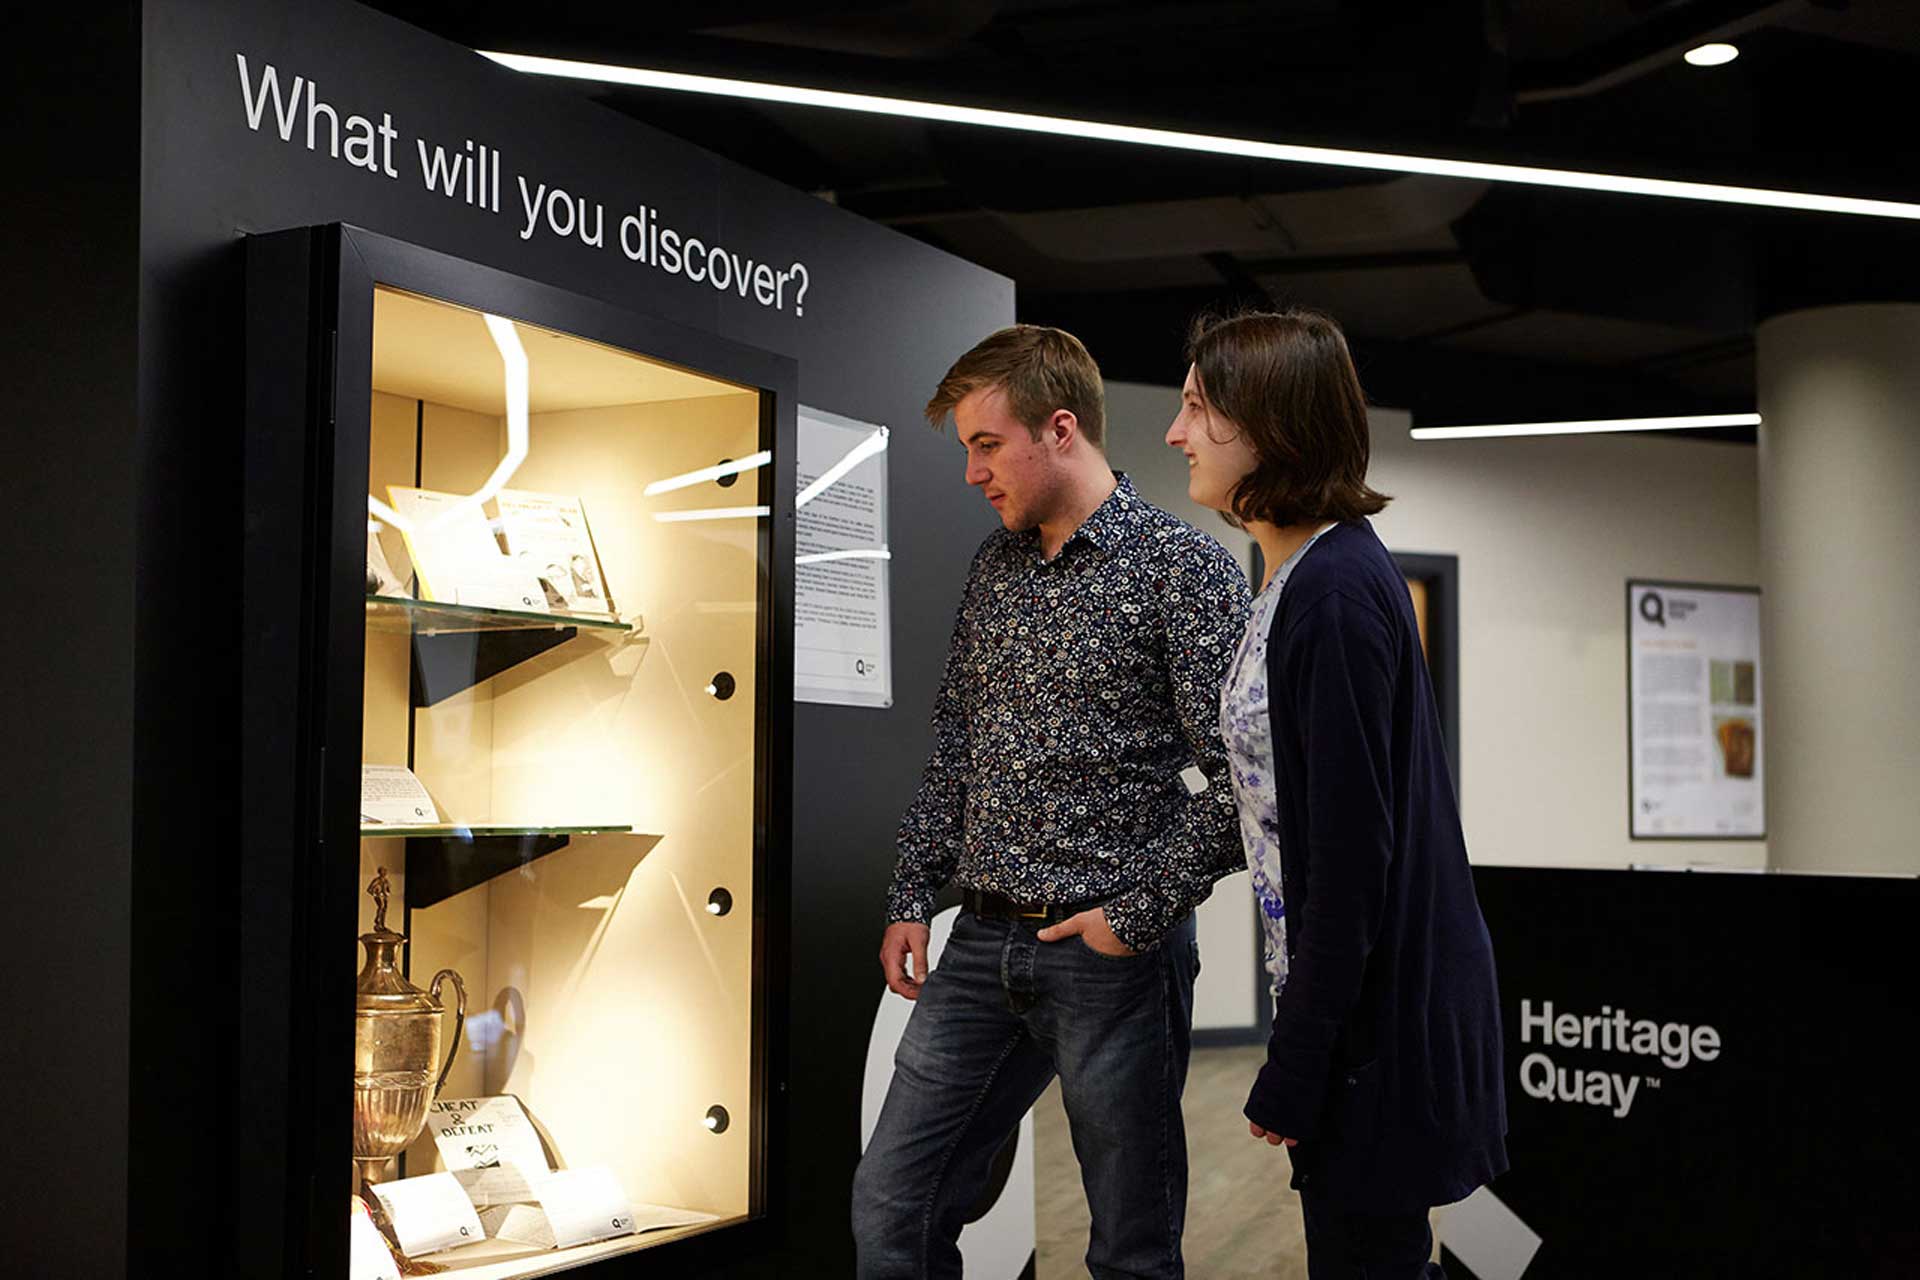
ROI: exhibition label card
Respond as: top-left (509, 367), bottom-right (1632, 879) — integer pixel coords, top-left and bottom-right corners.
top-left (360, 764), bottom-right (440, 826)
top-left (427, 1095), bottom-right (551, 1206)
top-left (348, 1197), bottom-right (403, 1280)
top-left (451, 572), bottom-right (552, 613)
top-left (625, 1203), bottom-right (721, 1233)
top-left (483, 1196), bottom-right (719, 1250)
top-left (368, 1172), bottom-right (485, 1258)
top-left (533, 1167), bottom-right (640, 1249)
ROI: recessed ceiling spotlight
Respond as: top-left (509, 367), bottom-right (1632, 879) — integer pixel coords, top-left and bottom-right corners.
top-left (1685, 43), bottom-right (1740, 68)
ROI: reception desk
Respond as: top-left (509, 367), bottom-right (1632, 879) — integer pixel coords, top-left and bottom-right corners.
top-left (1448, 867), bottom-right (1916, 1278)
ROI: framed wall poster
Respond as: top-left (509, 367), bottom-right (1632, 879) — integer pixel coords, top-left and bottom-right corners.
top-left (1627, 580), bottom-right (1764, 839)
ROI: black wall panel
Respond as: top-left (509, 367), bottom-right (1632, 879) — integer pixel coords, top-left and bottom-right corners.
top-left (2, 8), bottom-right (140, 1277)
top-left (19, 0), bottom-right (1010, 1272)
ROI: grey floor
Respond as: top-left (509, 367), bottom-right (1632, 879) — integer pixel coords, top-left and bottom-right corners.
top-left (1033, 1045), bottom-right (1444, 1279)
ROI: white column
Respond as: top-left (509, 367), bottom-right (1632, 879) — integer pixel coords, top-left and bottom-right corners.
top-left (1756, 305), bottom-right (1920, 873)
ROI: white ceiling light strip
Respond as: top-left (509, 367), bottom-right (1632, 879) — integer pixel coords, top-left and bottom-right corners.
top-left (1410, 412), bottom-right (1760, 441)
top-left (481, 52), bottom-right (1920, 222)
top-left (643, 450), bottom-right (773, 497)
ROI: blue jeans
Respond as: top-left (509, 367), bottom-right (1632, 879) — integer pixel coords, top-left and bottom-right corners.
top-left (852, 910), bottom-right (1199, 1279)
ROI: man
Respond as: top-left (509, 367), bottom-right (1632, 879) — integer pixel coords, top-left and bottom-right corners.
top-left (852, 325), bottom-right (1251, 1279)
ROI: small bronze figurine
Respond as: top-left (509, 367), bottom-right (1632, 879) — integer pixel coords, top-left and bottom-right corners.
top-left (369, 866), bottom-right (394, 933)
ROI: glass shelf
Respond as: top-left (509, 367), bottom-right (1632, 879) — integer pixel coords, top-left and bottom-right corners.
top-left (360, 825), bottom-right (654, 911)
top-left (366, 595), bottom-right (635, 636)
top-left (367, 596), bottom-right (643, 706)
top-left (360, 823), bottom-right (635, 840)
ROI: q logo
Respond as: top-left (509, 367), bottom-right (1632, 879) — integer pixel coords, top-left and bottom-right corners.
top-left (1639, 591), bottom-right (1666, 627)
top-left (860, 906), bottom-right (1036, 1276)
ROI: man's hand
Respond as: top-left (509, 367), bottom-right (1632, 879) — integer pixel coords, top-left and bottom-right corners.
top-left (1248, 1122), bottom-right (1297, 1148)
top-left (880, 921), bottom-right (932, 999)
top-left (1035, 906), bottom-right (1137, 957)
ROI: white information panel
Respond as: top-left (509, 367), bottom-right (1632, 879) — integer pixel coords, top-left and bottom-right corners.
top-left (795, 405), bottom-right (892, 708)
top-left (1628, 581), bottom-right (1764, 839)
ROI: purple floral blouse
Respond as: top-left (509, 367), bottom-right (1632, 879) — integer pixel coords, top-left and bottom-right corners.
top-left (1219, 526), bottom-right (1334, 995)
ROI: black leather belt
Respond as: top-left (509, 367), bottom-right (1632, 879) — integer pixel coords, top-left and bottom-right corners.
top-left (962, 887), bottom-right (1108, 926)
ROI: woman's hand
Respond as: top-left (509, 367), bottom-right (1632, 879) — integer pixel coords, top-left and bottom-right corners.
top-left (1249, 1122), bottom-right (1297, 1148)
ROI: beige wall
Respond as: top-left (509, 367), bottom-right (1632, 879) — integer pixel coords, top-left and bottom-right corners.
top-left (1106, 380), bottom-right (1767, 873)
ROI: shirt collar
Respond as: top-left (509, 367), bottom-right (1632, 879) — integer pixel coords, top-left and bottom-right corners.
top-left (1020, 472), bottom-right (1142, 562)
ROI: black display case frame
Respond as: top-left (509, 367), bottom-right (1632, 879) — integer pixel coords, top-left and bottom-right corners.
top-left (241, 223), bottom-right (796, 1279)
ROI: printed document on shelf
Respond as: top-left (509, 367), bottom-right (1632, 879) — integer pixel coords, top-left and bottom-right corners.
top-left (385, 486), bottom-right (545, 610)
top-left (427, 1095), bottom-right (552, 1206)
top-left (496, 489), bottom-right (616, 617)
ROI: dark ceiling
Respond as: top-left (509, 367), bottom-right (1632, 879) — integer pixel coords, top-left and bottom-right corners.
top-left (367, 0), bottom-right (1920, 439)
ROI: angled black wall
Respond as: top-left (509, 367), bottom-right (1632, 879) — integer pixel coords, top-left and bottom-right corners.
top-left (17, 0), bottom-right (1010, 1273)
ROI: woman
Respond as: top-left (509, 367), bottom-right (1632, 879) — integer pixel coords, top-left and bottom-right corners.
top-left (1166, 309), bottom-right (1507, 1278)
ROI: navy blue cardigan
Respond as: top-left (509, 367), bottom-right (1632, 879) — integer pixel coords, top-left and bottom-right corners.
top-left (1244, 519), bottom-right (1508, 1210)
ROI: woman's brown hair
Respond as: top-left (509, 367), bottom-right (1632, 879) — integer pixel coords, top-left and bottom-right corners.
top-left (1185, 308), bottom-right (1390, 527)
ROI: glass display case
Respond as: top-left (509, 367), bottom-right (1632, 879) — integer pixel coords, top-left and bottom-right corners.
top-left (243, 227), bottom-right (794, 1279)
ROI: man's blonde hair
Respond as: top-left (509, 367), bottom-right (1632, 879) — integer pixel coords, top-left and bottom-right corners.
top-left (924, 324), bottom-right (1106, 449)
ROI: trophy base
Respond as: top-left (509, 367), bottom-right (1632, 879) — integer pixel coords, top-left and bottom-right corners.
top-left (354, 1153), bottom-right (402, 1189)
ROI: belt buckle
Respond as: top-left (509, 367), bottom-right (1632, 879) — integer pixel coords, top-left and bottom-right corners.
top-left (1017, 905), bottom-right (1050, 921)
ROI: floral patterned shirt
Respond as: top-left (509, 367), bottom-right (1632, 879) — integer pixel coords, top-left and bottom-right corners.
top-left (1221, 525), bottom-right (1335, 993)
top-left (886, 474), bottom-right (1252, 950)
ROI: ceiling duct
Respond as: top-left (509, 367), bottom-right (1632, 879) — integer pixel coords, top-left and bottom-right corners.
top-left (1454, 188), bottom-right (1757, 332)
top-left (991, 177), bottom-right (1489, 265)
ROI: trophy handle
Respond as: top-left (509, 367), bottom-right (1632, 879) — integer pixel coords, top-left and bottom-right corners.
top-left (430, 969), bottom-right (468, 1095)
